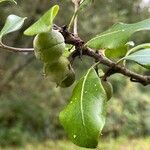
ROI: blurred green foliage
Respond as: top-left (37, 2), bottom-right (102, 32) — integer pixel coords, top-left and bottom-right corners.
top-left (1, 137), bottom-right (150, 150)
top-left (0, 0), bottom-right (150, 146)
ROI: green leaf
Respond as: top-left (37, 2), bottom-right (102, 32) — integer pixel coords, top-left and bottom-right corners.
top-left (0, 0), bottom-right (17, 4)
top-left (117, 43), bottom-right (150, 66)
top-left (123, 48), bottom-right (150, 69)
top-left (59, 67), bottom-right (107, 148)
top-left (86, 18), bottom-right (150, 58)
top-left (24, 5), bottom-right (59, 36)
top-left (126, 43), bottom-right (150, 57)
top-left (0, 15), bottom-right (26, 40)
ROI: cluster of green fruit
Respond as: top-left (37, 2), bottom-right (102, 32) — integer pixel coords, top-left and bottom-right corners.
top-left (33, 29), bottom-right (75, 88)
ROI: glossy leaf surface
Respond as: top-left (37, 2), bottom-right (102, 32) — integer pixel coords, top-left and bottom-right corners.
top-left (59, 68), bottom-right (107, 148)
top-left (123, 48), bottom-right (150, 69)
top-left (0, 15), bottom-right (26, 40)
top-left (86, 18), bottom-right (150, 57)
top-left (24, 5), bottom-right (59, 36)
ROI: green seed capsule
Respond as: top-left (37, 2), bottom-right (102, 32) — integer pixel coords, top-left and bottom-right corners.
top-left (34, 30), bottom-right (65, 63)
top-left (43, 57), bottom-right (75, 86)
top-left (101, 80), bottom-right (113, 101)
top-left (59, 68), bottom-right (75, 88)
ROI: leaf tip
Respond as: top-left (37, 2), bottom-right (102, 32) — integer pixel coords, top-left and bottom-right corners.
top-left (54, 4), bottom-right (59, 10)
top-left (23, 28), bottom-right (31, 36)
top-left (52, 4), bottom-right (60, 17)
top-left (23, 5), bottom-right (60, 36)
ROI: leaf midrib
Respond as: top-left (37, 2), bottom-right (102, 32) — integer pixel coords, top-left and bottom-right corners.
top-left (80, 67), bottom-right (92, 126)
top-left (86, 30), bottom-right (123, 45)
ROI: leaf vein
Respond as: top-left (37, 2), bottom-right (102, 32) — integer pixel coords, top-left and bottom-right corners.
top-left (80, 67), bottom-right (92, 126)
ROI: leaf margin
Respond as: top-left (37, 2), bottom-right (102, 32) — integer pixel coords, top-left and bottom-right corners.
top-left (0, 14), bottom-right (26, 40)
top-left (24, 5), bottom-right (59, 36)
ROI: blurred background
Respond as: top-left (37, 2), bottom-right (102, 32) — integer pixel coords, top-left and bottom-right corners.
top-left (0, 0), bottom-right (150, 149)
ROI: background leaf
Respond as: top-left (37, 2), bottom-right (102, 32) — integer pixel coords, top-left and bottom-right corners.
top-left (24, 5), bottom-right (59, 36)
top-left (123, 48), bottom-right (150, 70)
top-left (0, 15), bottom-right (26, 40)
top-left (79, 0), bottom-right (93, 10)
top-left (59, 68), bottom-right (107, 148)
top-left (0, 0), bottom-right (17, 4)
top-left (86, 18), bottom-right (150, 58)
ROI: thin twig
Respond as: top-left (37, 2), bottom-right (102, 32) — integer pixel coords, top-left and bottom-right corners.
top-left (0, 41), bottom-right (34, 53)
top-left (73, 0), bottom-right (80, 35)
top-left (68, 0), bottom-right (81, 33)
top-left (85, 49), bottom-right (150, 86)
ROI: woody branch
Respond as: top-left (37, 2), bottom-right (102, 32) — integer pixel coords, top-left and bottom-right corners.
top-left (0, 25), bottom-right (150, 86)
